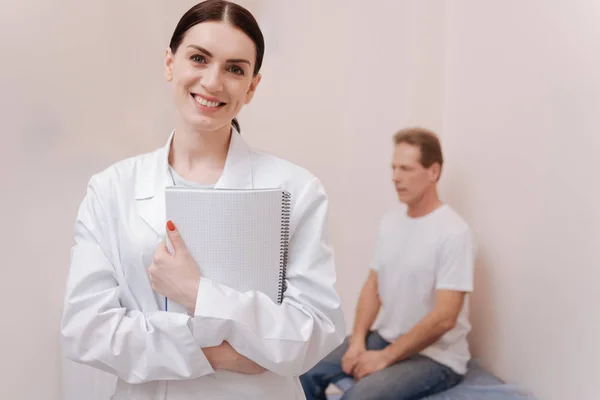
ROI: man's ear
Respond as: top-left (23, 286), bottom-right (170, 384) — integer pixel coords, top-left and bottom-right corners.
top-left (244, 73), bottom-right (262, 104)
top-left (430, 163), bottom-right (442, 182)
top-left (164, 48), bottom-right (174, 82)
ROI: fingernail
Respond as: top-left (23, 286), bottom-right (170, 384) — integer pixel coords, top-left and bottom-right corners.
top-left (167, 220), bottom-right (175, 231)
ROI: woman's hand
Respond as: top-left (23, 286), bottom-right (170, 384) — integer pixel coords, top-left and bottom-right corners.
top-left (149, 222), bottom-right (265, 374)
top-left (149, 220), bottom-right (201, 313)
top-left (204, 341), bottom-right (267, 375)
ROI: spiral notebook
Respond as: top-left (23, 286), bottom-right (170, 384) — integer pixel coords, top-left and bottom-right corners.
top-left (165, 187), bottom-right (291, 309)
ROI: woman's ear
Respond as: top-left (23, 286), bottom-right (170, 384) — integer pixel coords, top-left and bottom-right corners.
top-left (244, 73), bottom-right (262, 104)
top-left (164, 48), bottom-right (174, 82)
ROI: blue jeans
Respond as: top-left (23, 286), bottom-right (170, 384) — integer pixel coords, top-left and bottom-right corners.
top-left (300, 331), bottom-right (463, 400)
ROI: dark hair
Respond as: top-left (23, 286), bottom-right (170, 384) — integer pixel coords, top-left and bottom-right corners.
top-left (169, 1), bottom-right (265, 133)
top-left (393, 127), bottom-right (444, 180)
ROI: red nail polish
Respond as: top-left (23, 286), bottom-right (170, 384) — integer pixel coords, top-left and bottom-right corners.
top-left (167, 220), bottom-right (175, 231)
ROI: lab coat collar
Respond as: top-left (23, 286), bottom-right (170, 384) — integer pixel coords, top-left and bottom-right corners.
top-left (135, 127), bottom-right (254, 236)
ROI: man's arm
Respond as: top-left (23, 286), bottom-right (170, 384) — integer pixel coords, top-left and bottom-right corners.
top-left (353, 227), bottom-right (474, 380)
top-left (340, 270), bottom-right (381, 374)
top-left (381, 289), bottom-right (465, 364)
top-left (381, 227), bottom-right (473, 365)
top-left (349, 270), bottom-right (381, 345)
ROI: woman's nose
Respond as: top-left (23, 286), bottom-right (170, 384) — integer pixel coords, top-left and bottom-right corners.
top-left (200, 65), bottom-right (224, 93)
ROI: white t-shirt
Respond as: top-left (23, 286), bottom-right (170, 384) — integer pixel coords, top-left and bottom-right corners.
top-left (169, 166), bottom-right (215, 189)
top-left (370, 204), bottom-right (474, 374)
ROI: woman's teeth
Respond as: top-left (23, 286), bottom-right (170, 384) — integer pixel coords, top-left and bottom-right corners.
top-left (194, 95), bottom-right (221, 108)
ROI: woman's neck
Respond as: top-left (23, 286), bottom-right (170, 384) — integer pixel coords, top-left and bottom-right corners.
top-left (168, 122), bottom-right (232, 185)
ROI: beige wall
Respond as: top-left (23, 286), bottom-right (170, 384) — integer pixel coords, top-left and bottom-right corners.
top-left (1, 1), bottom-right (597, 399)
top-left (440, 1), bottom-right (600, 399)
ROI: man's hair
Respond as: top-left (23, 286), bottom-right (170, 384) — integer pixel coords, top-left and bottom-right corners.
top-left (393, 127), bottom-right (444, 171)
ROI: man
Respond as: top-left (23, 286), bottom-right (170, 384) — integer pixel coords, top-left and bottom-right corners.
top-left (300, 127), bottom-right (475, 400)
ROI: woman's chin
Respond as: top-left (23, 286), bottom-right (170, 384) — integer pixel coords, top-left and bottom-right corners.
top-left (184, 115), bottom-right (230, 133)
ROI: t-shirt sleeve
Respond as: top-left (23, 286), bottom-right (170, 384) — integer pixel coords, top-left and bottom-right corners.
top-left (369, 219), bottom-right (386, 272)
top-left (436, 228), bottom-right (474, 292)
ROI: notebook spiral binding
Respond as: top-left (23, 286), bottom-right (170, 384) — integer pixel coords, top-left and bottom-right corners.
top-left (278, 191), bottom-right (292, 304)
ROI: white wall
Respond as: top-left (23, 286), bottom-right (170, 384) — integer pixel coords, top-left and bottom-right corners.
top-left (440, 1), bottom-right (600, 399)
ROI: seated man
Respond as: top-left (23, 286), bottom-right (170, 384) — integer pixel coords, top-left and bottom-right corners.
top-left (300, 127), bottom-right (475, 400)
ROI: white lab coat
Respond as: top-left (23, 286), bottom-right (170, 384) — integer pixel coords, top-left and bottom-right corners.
top-left (60, 130), bottom-right (346, 399)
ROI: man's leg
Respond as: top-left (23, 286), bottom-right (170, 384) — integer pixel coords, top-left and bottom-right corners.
top-left (300, 332), bottom-right (390, 400)
top-left (340, 354), bottom-right (463, 400)
top-left (299, 336), bottom-right (352, 400)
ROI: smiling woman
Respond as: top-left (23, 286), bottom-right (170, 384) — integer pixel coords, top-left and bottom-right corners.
top-left (165, 1), bottom-right (265, 131)
top-left (59, 1), bottom-right (346, 399)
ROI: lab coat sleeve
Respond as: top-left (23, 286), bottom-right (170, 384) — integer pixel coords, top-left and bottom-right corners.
top-left (60, 175), bottom-right (215, 384)
top-left (192, 177), bottom-right (346, 377)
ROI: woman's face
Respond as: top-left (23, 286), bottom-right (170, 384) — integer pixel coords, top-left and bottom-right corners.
top-left (165, 21), bottom-right (261, 133)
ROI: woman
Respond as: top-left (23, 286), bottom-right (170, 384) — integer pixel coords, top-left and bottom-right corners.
top-left (60, 1), bottom-right (345, 399)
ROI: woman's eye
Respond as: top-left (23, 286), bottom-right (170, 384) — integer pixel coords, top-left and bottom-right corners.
top-left (228, 65), bottom-right (244, 75)
top-left (190, 54), bottom-right (207, 64)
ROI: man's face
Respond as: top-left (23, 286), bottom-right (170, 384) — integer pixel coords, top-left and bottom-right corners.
top-left (391, 143), bottom-right (439, 205)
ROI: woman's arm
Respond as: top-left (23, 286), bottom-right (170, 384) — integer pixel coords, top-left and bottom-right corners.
top-left (189, 177), bottom-right (346, 377)
top-left (60, 175), bottom-right (216, 384)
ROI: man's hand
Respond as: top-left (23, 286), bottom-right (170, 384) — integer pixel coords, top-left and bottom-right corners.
top-left (148, 220), bottom-right (201, 313)
top-left (204, 341), bottom-right (267, 375)
top-left (341, 341), bottom-right (366, 375)
top-left (352, 350), bottom-right (393, 380)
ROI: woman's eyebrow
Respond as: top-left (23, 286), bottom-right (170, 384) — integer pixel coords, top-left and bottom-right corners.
top-left (187, 44), bottom-right (250, 65)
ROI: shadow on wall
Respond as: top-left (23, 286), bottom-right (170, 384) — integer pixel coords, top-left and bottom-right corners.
top-left (438, 160), bottom-right (501, 378)
top-left (468, 253), bottom-right (499, 371)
